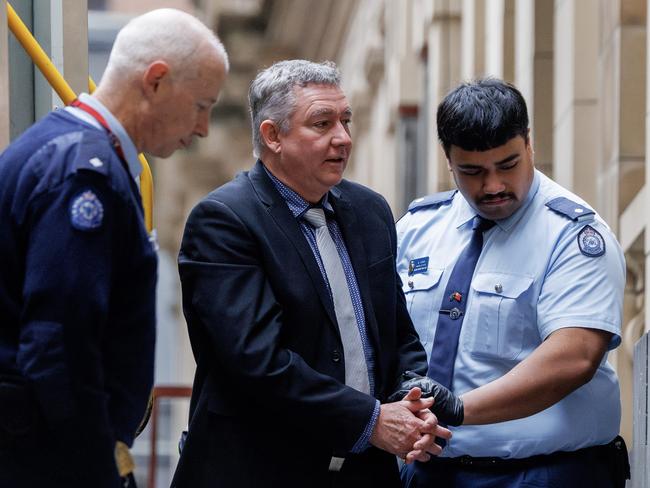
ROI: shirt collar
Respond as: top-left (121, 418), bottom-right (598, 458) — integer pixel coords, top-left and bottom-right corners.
top-left (454, 169), bottom-right (541, 232)
top-left (263, 163), bottom-right (333, 218)
top-left (496, 169), bottom-right (540, 231)
top-left (66, 93), bottom-right (142, 180)
top-left (455, 198), bottom-right (477, 230)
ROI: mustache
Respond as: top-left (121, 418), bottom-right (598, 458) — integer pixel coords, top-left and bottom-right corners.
top-left (479, 193), bottom-right (515, 203)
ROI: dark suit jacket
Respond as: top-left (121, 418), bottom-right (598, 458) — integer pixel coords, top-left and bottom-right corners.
top-left (172, 161), bottom-right (427, 488)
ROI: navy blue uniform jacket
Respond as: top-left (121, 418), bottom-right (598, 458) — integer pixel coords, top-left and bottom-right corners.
top-left (172, 160), bottom-right (427, 488)
top-left (0, 110), bottom-right (157, 487)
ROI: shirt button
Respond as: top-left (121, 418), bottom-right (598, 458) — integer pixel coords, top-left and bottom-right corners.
top-left (332, 349), bottom-right (341, 363)
top-left (494, 283), bottom-right (503, 293)
top-left (408, 280), bottom-right (414, 289)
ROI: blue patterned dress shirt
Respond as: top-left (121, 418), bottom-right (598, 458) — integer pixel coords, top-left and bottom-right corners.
top-left (264, 165), bottom-right (380, 453)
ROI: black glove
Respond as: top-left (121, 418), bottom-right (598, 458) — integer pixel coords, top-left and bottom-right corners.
top-left (387, 371), bottom-right (464, 426)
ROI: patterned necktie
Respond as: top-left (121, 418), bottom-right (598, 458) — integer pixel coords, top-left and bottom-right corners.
top-left (302, 208), bottom-right (370, 394)
top-left (427, 215), bottom-right (496, 389)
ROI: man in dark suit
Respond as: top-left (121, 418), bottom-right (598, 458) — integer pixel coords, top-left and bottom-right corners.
top-left (0, 9), bottom-right (227, 488)
top-left (171, 59), bottom-right (451, 488)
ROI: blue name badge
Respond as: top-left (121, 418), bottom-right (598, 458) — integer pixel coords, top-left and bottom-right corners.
top-left (408, 257), bottom-right (429, 276)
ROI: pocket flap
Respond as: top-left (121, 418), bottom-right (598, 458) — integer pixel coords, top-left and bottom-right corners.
top-left (472, 272), bottom-right (533, 298)
top-left (402, 268), bottom-right (444, 293)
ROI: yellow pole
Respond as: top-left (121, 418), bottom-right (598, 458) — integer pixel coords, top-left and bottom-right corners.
top-left (136, 158), bottom-right (154, 231)
top-left (7, 2), bottom-right (154, 232)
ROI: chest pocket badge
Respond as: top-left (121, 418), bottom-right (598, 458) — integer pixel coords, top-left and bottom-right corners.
top-left (470, 272), bottom-right (533, 361)
top-left (401, 267), bottom-right (444, 345)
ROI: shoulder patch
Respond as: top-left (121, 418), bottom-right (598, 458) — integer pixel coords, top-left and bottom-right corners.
top-left (408, 190), bottom-right (457, 213)
top-left (545, 197), bottom-right (594, 221)
top-left (577, 225), bottom-right (605, 257)
top-left (70, 190), bottom-right (104, 231)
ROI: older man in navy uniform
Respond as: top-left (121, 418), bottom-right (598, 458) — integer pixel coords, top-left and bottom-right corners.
top-left (0, 9), bottom-right (228, 488)
top-left (397, 79), bottom-right (629, 488)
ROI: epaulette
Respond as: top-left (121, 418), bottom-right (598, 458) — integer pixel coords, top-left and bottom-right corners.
top-left (67, 130), bottom-right (115, 177)
top-left (545, 196), bottom-right (595, 221)
top-left (408, 190), bottom-right (457, 213)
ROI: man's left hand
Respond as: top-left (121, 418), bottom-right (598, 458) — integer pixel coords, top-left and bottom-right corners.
top-left (401, 388), bottom-right (452, 464)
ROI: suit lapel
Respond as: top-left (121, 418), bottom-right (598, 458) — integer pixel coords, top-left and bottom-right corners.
top-left (248, 161), bottom-right (338, 331)
top-left (329, 188), bottom-right (382, 356)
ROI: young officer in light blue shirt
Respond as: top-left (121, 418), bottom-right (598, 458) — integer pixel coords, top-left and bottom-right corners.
top-left (396, 78), bottom-right (629, 488)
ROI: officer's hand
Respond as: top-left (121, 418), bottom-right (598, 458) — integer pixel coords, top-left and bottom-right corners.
top-left (387, 371), bottom-right (464, 426)
top-left (404, 403), bottom-right (452, 463)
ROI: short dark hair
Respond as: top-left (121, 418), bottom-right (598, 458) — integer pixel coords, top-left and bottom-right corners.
top-left (436, 78), bottom-right (529, 156)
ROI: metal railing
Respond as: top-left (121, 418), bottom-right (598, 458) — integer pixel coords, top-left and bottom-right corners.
top-left (147, 385), bottom-right (192, 488)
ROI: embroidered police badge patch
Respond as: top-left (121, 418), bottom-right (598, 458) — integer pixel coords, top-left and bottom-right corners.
top-left (70, 190), bottom-right (104, 231)
top-left (577, 225), bottom-right (605, 257)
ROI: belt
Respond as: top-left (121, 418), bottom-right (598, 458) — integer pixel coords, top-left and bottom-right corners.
top-left (329, 456), bottom-right (345, 472)
top-left (429, 440), bottom-right (616, 470)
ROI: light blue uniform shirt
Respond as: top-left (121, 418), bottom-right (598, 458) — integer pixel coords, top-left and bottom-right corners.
top-left (65, 93), bottom-right (142, 180)
top-left (396, 170), bottom-right (624, 459)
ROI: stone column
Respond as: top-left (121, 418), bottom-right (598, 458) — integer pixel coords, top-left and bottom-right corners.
top-left (485, 0), bottom-right (515, 80)
top-left (553, 0), bottom-right (599, 205)
top-left (425, 0), bottom-right (461, 194)
top-left (514, 0), bottom-right (534, 99)
top-left (514, 0), bottom-right (554, 177)
top-left (599, 0), bottom-right (646, 228)
top-left (461, 0), bottom-right (486, 79)
top-left (600, 0), bottom-right (646, 451)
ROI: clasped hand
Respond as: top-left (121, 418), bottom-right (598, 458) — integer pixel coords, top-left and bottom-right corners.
top-left (370, 387), bottom-right (452, 463)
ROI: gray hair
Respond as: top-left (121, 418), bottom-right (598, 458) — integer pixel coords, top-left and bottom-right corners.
top-left (248, 60), bottom-right (341, 158)
top-left (102, 8), bottom-right (229, 84)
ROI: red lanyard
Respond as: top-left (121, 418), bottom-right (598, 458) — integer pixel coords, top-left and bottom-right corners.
top-left (70, 99), bottom-right (128, 165)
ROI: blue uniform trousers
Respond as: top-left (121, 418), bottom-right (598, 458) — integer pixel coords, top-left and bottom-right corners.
top-left (401, 440), bottom-right (625, 488)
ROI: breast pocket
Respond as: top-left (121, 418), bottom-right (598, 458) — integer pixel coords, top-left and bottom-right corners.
top-left (401, 268), bottom-right (444, 345)
top-left (469, 272), bottom-right (534, 361)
